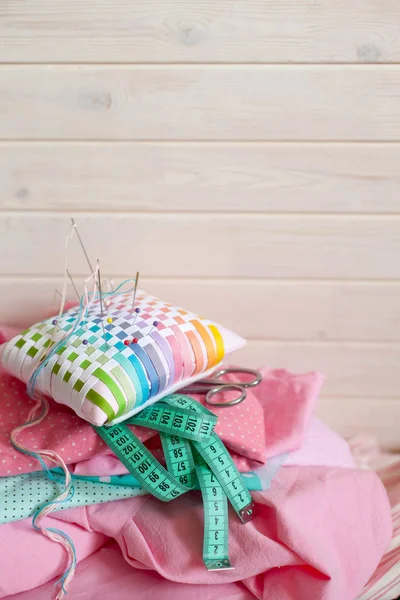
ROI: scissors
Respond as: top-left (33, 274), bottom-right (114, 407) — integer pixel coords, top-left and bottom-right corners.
top-left (181, 367), bottom-right (262, 408)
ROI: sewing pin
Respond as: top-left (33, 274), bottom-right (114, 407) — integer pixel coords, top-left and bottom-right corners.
top-left (133, 307), bottom-right (140, 326)
top-left (71, 218), bottom-right (94, 273)
top-left (146, 320), bottom-right (159, 336)
top-left (131, 271), bottom-right (140, 313)
top-left (49, 290), bottom-right (64, 329)
top-left (97, 261), bottom-right (108, 348)
top-left (66, 269), bottom-right (80, 302)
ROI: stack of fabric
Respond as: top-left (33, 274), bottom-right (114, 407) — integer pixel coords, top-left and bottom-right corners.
top-left (0, 318), bottom-right (395, 599)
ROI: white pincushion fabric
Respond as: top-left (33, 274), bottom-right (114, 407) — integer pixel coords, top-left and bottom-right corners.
top-left (0, 288), bottom-right (245, 426)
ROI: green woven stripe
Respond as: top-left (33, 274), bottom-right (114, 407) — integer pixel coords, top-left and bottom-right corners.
top-left (68, 351), bottom-right (79, 362)
top-left (111, 366), bottom-right (133, 411)
top-left (72, 339), bottom-right (81, 348)
top-left (85, 346), bottom-right (96, 355)
top-left (52, 363), bottom-right (61, 375)
top-left (97, 355), bottom-right (109, 366)
top-left (86, 389), bottom-right (115, 421)
top-left (80, 359), bottom-right (91, 370)
top-left (43, 339), bottom-right (52, 348)
top-left (63, 371), bottom-right (72, 383)
top-left (27, 347), bottom-right (39, 358)
top-left (112, 353), bottom-right (143, 407)
top-left (92, 367), bottom-right (126, 418)
top-left (15, 339), bottom-right (26, 349)
top-left (31, 333), bottom-right (42, 342)
top-left (74, 379), bottom-right (84, 392)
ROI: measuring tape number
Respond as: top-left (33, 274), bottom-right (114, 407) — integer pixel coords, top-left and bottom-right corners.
top-left (94, 394), bottom-right (255, 570)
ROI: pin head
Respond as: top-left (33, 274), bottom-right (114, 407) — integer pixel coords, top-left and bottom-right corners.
top-left (52, 319), bottom-right (58, 326)
top-left (132, 337), bottom-right (138, 344)
top-left (153, 321), bottom-right (159, 327)
top-left (82, 339), bottom-right (88, 346)
top-left (135, 308), bottom-right (140, 314)
top-left (124, 340), bottom-right (130, 346)
top-left (107, 317), bottom-right (113, 324)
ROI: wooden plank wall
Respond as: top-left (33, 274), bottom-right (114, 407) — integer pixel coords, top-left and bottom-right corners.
top-left (1, 1), bottom-right (399, 447)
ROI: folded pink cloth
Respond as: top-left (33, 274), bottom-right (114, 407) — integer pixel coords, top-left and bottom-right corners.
top-left (73, 414), bottom-right (356, 477)
top-left (0, 324), bottom-right (323, 475)
top-left (350, 436), bottom-right (400, 600)
top-left (8, 543), bottom-right (255, 600)
top-left (0, 465), bottom-right (391, 599)
top-left (285, 415), bottom-right (355, 468)
top-left (0, 511), bottom-right (106, 598)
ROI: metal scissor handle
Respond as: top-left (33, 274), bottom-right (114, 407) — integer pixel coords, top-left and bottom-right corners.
top-left (180, 368), bottom-right (262, 408)
top-left (212, 368), bottom-right (263, 389)
top-left (205, 384), bottom-right (247, 407)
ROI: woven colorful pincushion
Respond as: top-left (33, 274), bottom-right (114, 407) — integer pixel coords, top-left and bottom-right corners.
top-left (0, 282), bottom-right (245, 426)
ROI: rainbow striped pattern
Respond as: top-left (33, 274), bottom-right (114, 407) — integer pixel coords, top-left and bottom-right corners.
top-left (0, 289), bottom-right (245, 426)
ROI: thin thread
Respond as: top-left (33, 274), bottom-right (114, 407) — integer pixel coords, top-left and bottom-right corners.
top-left (27, 278), bottom-right (136, 399)
top-left (57, 225), bottom-right (76, 325)
top-left (10, 394), bottom-right (76, 599)
top-left (82, 263), bottom-right (100, 330)
top-left (66, 269), bottom-right (80, 301)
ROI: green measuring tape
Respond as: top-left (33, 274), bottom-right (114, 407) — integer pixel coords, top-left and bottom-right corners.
top-left (93, 394), bottom-right (255, 570)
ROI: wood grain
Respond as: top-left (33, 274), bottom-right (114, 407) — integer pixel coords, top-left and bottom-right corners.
top-left (1, 213), bottom-right (399, 279)
top-left (2, 277), bottom-right (400, 343)
top-left (233, 341), bottom-right (400, 397)
top-left (1, 1), bottom-right (399, 449)
top-left (2, 142), bottom-right (400, 213)
top-left (2, 0), bottom-right (400, 64)
top-left (1, 66), bottom-right (400, 140)
top-left (316, 398), bottom-right (400, 449)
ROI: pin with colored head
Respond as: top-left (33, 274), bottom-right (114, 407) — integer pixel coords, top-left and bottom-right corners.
top-left (133, 306), bottom-right (140, 326)
top-left (131, 271), bottom-right (139, 314)
top-left (146, 320), bottom-right (159, 336)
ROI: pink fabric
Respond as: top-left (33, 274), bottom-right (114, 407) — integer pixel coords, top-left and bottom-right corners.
top-left (0, 323), bottom-right (323, 476)
top-left (8, 543), bottom-right (255, 600)
top-left (350, 437), bottom-right (400, 600)
top-left (0, 465), bottom-right (392, 599)
top-left (73, 415), bottom-right (355, 477)
top-left (0, 509), bottom-right (106, 598)
top-left (285, 415), bottom-right (356, 469)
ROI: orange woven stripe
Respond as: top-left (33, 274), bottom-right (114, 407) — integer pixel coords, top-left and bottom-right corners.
top-left (190, 319), bottom-right (217, 369)
top-left (186, 331), bottom-right (205, 374)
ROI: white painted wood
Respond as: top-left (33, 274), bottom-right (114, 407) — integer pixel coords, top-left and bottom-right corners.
top-left (316, 398), bottom-right (400, 449)
top-left (1, 213), bottom-right (399, 279)
top-left (2, 142), bottom-right (400, 213)
top-left (1, 278), bottom-right (400, 343)
top-left (232, 341), bottom-right (400, 398)
top-left (2, 67), bottom-right (400, 140)
top-left (2, 0), bottom-right (400, 64)
top-left (1, 1), bottom-right (399, 448)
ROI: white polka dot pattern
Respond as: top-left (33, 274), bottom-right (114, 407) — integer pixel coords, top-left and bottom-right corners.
top-left (0, 471), bottom-right (145, 525)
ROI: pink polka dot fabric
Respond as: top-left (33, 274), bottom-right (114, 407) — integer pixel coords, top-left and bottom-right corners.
top-left (0, 325), bottom-right (324, 476)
